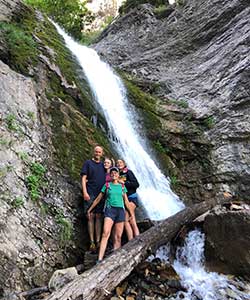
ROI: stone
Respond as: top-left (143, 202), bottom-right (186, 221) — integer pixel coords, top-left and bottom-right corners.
top-left (204, 208), bottom-right (250, 276)
top-left (48, 267), bottom-right (78, 291)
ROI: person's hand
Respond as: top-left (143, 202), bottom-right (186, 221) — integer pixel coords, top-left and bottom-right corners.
top-left (83, 192), bottom-right (90, 201)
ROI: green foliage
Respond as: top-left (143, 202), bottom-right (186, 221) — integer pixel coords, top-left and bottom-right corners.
top-left (154, 4), bottom-right (168, 17)
top-left (176, 0), bottom-right (185, 6)
top-left (6, 114), bottom-right (19, 131)
top-left (168, 98), bottom-right (188, 109)
top-left (170, 175), bottom-right (178, 186)
top-left (0, 22), bottom-right (38, 75)
top-left (0, 138), bottom-right (8, 146)
top-left (26, 162), bottom-right (47, 201)
top-left (18, 151), bottom-right (29, 162)
top-left (203, 116), bottom-right (215, 129)
top-left (12, 197), bottom-right (25, 208)
top-left (40, 202), bottom-right (50, 215)
top-left (153, 140), bottom-right (170, 153)
top-left (55, 211), bottom-right (73, 245)
top-left (24, 0), bottom-right (89, 39)
top-left (119, 0), bottom-right (167, 14)
top-left (80, 14), bottom-right (114, 45)
top-left (27, 111), bottom-right (36, 121)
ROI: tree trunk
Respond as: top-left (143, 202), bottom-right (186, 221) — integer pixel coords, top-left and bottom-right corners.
top-left (46, 197), bottom-right (230, 300)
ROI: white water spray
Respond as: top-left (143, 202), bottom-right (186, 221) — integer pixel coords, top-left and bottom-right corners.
top-left (173, 230), bottom-right (249, 300)
top-left (53, 23), bottom-right (184, 220)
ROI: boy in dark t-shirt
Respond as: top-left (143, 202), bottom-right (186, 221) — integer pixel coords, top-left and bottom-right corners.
top-left (81, 146), bottom-right (106, 251)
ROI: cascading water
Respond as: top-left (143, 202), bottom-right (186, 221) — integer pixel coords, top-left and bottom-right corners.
top-left (53, 23), bottom-right (249, 300)
top-left (53, 23), bottom-right (184, 220)
top-left (173, 230), bottom-right (249, 300)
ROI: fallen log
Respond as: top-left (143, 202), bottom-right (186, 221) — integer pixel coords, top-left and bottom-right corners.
top-left (46, 197), bottom-right (230, 300)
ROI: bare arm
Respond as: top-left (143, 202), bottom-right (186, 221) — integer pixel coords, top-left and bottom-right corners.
top-left (82, 175), bottom-right (90, 201)
top-left (87, 192), bottom-right (104, 215)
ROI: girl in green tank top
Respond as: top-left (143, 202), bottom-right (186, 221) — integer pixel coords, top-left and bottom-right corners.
top-left (87, 167), bottom-right (133, 263)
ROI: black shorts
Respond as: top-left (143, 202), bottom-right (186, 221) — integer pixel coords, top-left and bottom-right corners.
top-left (104, 206), bottom-right (125, 223)
top-left (84, 194), bottom-right (104, 215)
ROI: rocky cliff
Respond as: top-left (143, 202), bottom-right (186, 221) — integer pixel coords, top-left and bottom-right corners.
top-left (94, 0), bottom-right (250, 203)
top-left (0, 0), bottom-right (113, 296)
top-left (1, 0), bottom-right (250, 297)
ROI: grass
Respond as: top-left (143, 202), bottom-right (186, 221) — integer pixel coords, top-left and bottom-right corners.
top-left (153, 140), bottom-right (170, 153)
top-left (27, 111), bottom-right (35, 121)
top-left (203, 116), bottom-right (215, 129)
top-left (0, 22), bottom-right (38, 75)
top-left (18, 151), bottom-right (29, 161)
top-left (170, 175), bottom-right (178, 186)
top-left (55, 211), bottom-right (73, 246)
top-left (168, 98), bottom-right (189, 109)
top-left (6, 114), bottom-right (19, 131)
top-left (12, 197), bottom-right (25, 208)
top-left (0, 138), bottom-right (9, 146)
top-left (154, 4), bottom-right (169, 18)
top-left (26, 162), bottom-right (47, 201)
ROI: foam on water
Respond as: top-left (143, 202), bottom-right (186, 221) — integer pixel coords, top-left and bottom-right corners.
top-left (53, 22), bottom-right (184, 220)
top-left (173, 230), bottom-right (249, 300)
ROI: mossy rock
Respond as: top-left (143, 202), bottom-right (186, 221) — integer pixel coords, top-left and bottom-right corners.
top-left (4, 6), bottom-right (113, 178)
top-left (50, 99), bottom-right (112, 180)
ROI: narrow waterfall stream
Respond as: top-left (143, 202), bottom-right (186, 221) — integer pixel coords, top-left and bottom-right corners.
top-left (54, 24), bottom-right (249, 300)
top-left (54, 22), bottom-right (184, 221)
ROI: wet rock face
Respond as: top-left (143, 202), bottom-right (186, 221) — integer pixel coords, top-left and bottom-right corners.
top-left (0, 0), bottom-right (112, 296)
top-left (0, 58), bottom-right (85, 296)
top-left (94, 0), bottom-right (250, 201)
top-left (204, 205), bottom-right (250, 276)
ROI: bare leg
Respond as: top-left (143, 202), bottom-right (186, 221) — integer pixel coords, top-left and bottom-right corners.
top-left (95, 213), bottom-right (103, 246)
top-left (124, 211), bottom-right (133, 241)
top-left (113, 221), bottom-right (124, 250)
top-left (129, 202), bottom-right (140, 237)
top-left (98, 217), bottom-right (114, 261)
top-left (88, 213), bottom-right (95, 243)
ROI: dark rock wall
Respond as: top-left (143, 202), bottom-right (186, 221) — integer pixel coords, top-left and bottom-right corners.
top-left (94, 0), bottom-right (250, 202)
top-left (204, 206), bottom-right (250, 276)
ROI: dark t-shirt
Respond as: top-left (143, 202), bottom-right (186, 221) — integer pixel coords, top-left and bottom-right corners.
top-left (119, 169), bottom-right (139, 196)
top-left (80, 160), bottom-right (106, 197)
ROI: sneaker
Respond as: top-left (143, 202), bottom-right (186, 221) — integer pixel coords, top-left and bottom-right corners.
top-left (96, 259), bottom-right (102, 265)
top-left (89, 241), bottom-right (96, 253)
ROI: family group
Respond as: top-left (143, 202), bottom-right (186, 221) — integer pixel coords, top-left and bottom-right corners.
top-left (81, 146), bottom-right (140, 263)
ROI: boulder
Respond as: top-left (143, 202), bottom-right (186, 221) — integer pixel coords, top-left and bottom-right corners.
top-left (48, 267), bottom-right (78, 291)
top-left (204, 206), bottom-right (250, 276)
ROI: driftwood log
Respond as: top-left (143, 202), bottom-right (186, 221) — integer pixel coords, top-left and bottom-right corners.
top-left (46, 197), bottom-right (230, 300)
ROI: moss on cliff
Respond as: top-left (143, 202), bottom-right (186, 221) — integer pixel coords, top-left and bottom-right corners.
top-left (0, 5), bottom-right (112, 179)
top-left (0, 20), bottom-right (38, 75)
top-left (50, 99), bottom-right (111, 180)
top-left (119, 71), bottom-right (214, 204)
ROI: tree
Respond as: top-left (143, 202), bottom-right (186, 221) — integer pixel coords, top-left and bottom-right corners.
top-left (24, 0), bottom-right (90, 38)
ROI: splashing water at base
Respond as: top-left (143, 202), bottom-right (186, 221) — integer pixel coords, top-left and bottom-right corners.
top-left (53, 22), bottom-right (184, 220)
top-left (173, 230), bottom-right (249, 300)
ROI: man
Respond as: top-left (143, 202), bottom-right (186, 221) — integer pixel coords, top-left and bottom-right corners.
top-left (81, 145), bottom-right (106, 252)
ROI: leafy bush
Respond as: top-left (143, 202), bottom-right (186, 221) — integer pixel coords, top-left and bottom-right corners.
top-left (26, 162), bottom-right (47, 200)
top-left (119, 0), bottom-right (168, 14)
top-left (24, 0), bottom-right (90, 39)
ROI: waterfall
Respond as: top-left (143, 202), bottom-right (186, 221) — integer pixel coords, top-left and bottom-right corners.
top-left (53, 23), bottom-right (184, 220)
top-left (53, 24), bottom-right (249, 300)
top-left (173, 230), bottom-right (249, 300)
